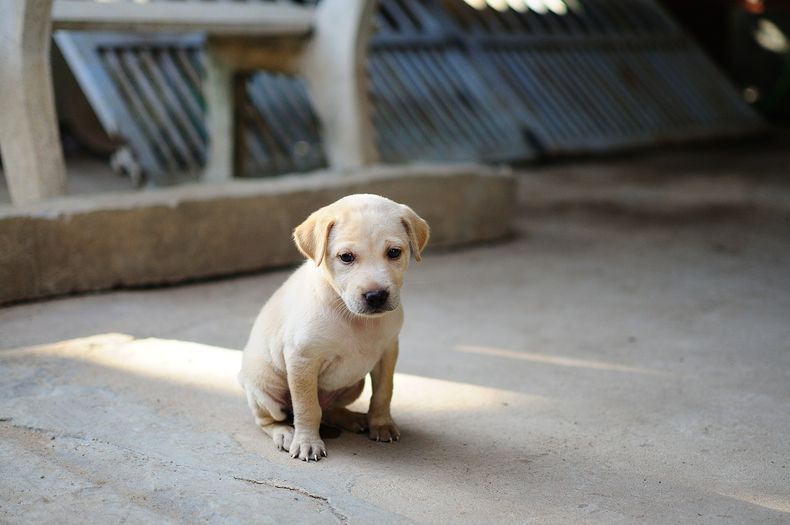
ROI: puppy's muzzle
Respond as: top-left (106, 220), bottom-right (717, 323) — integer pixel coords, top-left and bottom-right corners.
top-left (363, 289), bottom-right (390, 312)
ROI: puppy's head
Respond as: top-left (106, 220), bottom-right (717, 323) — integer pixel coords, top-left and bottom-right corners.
top-left (294, 194), bottom-right (429, 317)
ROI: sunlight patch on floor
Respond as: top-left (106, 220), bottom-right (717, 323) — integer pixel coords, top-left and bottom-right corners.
top-left (353, 372), bottom-right (544, 415)
top-left (456, 345), bottom-right (664, 375)
top-left (5, 334), bottom-right (542, 415)
top-left (5, 333), bottom-right (244, 396)
top-left (718, 492), bottom-right (790, 514)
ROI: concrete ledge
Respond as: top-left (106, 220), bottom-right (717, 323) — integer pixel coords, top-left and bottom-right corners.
top-left (0, 164), bottom-right (515, 304)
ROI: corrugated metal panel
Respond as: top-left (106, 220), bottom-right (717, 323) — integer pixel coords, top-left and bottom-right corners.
top-left (369, 0), bottom-right (534, 162)
top-left (369, 0), bottom-right (762, 162)
top-left (369, 0), bottom-right (538, 163)
top-left (240, 72), bottom-right (326, 177)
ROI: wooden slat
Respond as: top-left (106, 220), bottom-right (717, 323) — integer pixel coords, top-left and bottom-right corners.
top-left (52, 1), bottom-right (315, 36)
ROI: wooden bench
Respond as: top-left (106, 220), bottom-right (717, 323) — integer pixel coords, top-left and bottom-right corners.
top-left (0, 0), bottom-right (378, 205)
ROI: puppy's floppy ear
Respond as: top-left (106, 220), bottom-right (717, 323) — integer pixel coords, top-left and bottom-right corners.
top-left (400, 204), bottom-right (430, 262)
top-left (293, 209), bottom-right (334, 266)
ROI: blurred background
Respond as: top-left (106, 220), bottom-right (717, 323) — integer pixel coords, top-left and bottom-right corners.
top-left (2, 0), bottom-right (788, 198)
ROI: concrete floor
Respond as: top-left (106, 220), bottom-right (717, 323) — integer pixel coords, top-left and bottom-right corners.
top-left (2, 143), bottom-right (790, 524)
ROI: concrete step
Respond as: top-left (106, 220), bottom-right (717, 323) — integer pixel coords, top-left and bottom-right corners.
top-left (0, 164), bottom-right (514, 304)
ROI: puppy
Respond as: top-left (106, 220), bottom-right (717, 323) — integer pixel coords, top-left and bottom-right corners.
top-left (239, 194), bottom-right (429, 461)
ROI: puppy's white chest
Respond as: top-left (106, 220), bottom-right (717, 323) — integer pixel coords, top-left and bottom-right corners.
top-left (318, 328), bottom-right (394, 390)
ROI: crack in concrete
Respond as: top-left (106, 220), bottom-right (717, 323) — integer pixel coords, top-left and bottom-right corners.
top-left (5, 420), bottom-right (353, 522)
top-left (233, 476), bottom-right (348, 524)
top-left (4, 421), bottom-right (207, 474)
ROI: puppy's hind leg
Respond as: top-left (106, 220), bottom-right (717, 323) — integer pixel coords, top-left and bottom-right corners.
top-left (322, 379), bottom-right (368, 434)
top-left (244, 385), bottom-right (294, 452)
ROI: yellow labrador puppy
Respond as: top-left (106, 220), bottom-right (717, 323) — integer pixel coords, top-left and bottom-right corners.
top-left (239, 194), bottom-right (429, 461)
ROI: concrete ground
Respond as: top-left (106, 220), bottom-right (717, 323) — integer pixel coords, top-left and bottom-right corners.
top-left (2, 140), bottom-right (790, 524)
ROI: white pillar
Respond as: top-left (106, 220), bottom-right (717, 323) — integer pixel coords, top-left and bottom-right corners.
top-left (0, 0), bottom-right (66, 205)
top-left (300, 0), bottom-right (379, 170)
top-left (202, 42), bottom-right (236, 183)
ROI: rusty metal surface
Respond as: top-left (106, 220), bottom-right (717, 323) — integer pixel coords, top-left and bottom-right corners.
top-left (55, 0), bottom-right (762, 184)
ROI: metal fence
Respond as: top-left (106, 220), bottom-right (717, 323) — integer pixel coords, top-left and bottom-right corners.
top-left (55, 0), bottom-right (762, 185)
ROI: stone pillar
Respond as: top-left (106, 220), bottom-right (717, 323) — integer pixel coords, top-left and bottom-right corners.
top-left (202, 42), bottom-right (236, 183)
top-left (0, 0), bottom-right (66, 205)
top-left (300, 0), bottom-right (379, 171)
top-left (203, 39), bottom-right (236, 182)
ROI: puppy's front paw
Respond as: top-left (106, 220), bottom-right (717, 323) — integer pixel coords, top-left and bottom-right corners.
top-left (288, 433), bottom-right (327, 462)
top-left (367, 417), bottom-right (400, 443)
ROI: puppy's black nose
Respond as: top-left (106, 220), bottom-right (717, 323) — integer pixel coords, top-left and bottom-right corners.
top-left (364, 290), bottom-right (389, 309)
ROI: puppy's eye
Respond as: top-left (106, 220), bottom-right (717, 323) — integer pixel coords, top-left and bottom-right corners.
top-left (387, 248), bottom-right (402, 260)
top-left (338, 252), bottom-right (355, 264)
